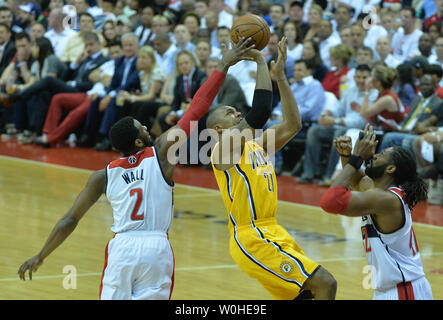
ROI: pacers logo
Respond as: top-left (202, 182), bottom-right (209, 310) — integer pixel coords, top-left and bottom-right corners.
top-left (128, 156), bottom-right (137, 164)
top-left (280, 261), bottom-right (294, 275)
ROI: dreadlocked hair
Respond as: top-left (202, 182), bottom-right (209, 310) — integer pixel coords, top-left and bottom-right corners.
top-left (390, 146), bottom-right (428, 210)
top-left (109, 116), bottom-right (139, 155)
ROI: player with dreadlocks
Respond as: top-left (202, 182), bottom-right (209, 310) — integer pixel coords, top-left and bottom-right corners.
top-left (320, 124), bottom-right (433, 300)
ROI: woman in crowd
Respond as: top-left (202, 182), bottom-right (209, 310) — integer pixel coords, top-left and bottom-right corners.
top-left (304, 4), bottom-right (323, 41)
top-left (358, 65), bottom-right (405, 131)
top-left (281, 20), bottom-right (303, 61)
top-left (301, 38), bottom-right (328, 82)
top-left (395, 63), bottom-right (417, 110)
top-left (321, 44), bottom-right (352, 99)
top-left (117, 45), bottom-right (166, 130)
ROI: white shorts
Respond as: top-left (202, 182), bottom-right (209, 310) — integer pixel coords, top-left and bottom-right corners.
top-left (99, 231), bottom-right (174, 300)
top-left (373, 277), bottom-right (433, 300)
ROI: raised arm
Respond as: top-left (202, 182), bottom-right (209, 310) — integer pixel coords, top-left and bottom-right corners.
top-left (18, 169), bottom-right (106, 280)
top-left (155, 37), bottom-right (255, 180)
top-left (256, 37), bottom-right (302, 154)
top-left (320, 125), bottom-right (400, 217)
top-left (213, 47), bottom-right (274, 171)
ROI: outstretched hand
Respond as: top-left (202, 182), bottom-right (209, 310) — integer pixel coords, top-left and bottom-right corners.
top-left (217, 37), bottom-right (255, 73)
top-left (270, 36), bottom-right (287, 81)
top-left (18, 255), bottom-right (43, 281)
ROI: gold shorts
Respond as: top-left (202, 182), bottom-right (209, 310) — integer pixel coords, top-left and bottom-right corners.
top-left (229, 219), bottom-right (320, 300)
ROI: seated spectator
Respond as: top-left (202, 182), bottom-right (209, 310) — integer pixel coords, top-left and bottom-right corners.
top-left (375, 36), bottom-right (401, 69)
top-left (395, 63), bottom-right (417, 110)
top-left (29, 22), bottom-right (46, 44)
top-left (182, 12), bottom-right (201, 45)
top-left (44, 8), bottom-right (77, 58)
top-left (102, 20), bottom-right (119, 48)
top-left (172, 24), bottom-right (196, 58)
top-left (341, 46), bottom-right (374, 91)
top-left (79, 32), bottom-right (140, 151)
top-left (281, 21), bottom-right (303, 62)
top-left (297, 64), bottom-right (371, 185)
top-left (285, 0), bottom-right (310, 39)
top-left (0, 22), bottom-right (16, 76)
top-left (339, 25), bottom-right (353, 49)
top-left (202, 57), bottom-right (248, 114)
top-left (272, 59), bottom-right (326, 135)
top-left (195, 39), bottom-right (211, 70)
top-left (158, 50), bottom-right (206, 133)
top-left (269, 4), bottom-right (285, 33)
top-left (318, 19), bottom-right (341, 69)
top-left (29, 37), bottom-right (67, 83)
top-left (332, 5), bottom-right (352, 34)
top-left (60, 12), bottom-right (105, 64)
top-left (412, 129), bottom-right (443, 181)
top-left (427, 22), bottom-right (441, 46)
top-left (134, 5), bottom-right (154, 46)
top-left (418, 33), bottom-right (434, 61)
top-left (391, 7), bottom-right (423, 62)
top-left (301, 39), bottom-right (328, 83)
top-left (153, 32), bottom-right (177, 78)
top-left (348, 24), bottom-right (366, 68)
top-left (355, 65), bottom-right (405, 132)
top-left (430, 35), bottom-right (443, 71)
top-left (304, 4), bottom-right (323, 41)
top-left (321, 44), bottom-right (352, 99)
top-left (10, 32), bottom-right (110, 137)
top-left (115, 45), bottom-right (166, 129)
top-left (410, 55), bottom-right (429, 88)
top-left (379, 74), bottom-right (443, 153)
top-left (265, 33), bottom-right (296, 85)
top-left (425, 63), bottom-right (443, 99)
top-left (32, 41), bottom-right (124, 149)
top-left (0, 32), bottom-right (34, 139)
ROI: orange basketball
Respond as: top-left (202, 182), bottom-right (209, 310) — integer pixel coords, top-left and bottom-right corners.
top-left (230, 14), bottom-right (271, 51)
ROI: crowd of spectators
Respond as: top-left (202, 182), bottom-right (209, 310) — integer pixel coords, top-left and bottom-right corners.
top-left (0, 0), bottom-right (442, 203)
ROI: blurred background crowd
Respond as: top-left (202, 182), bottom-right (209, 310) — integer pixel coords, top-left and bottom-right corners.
top-left (0, 0), bottom-right (441, 204)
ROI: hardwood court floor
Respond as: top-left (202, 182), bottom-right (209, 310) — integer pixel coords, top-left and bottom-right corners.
top-left (0, 155), bottom-right (441, 300)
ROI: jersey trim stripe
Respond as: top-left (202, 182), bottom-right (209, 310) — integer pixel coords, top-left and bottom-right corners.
top-left (230, 213), bottom-right (303, 288)
top-left (224, 171), bottom-right (233, 202)
top-left (108, 147), bottom-right (154, 169)
top-left (397, 281), bottom-right (415, 300)
top-left (234, 165), bottom-right (257, 221)
top-left (251, 222), bottom-right (311, 279)
top-left (153, 146), bottom-right (174, 187)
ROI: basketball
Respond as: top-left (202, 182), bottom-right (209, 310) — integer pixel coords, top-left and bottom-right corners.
top-left (230, 15), bottom-right (271, 51)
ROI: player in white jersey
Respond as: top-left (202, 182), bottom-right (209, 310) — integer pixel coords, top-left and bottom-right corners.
top-left (17, 37), bottom-right (256, 299)
top-left (320, 125), bottom-right (433, 300)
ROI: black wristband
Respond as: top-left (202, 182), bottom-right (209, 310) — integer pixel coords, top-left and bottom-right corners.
top-left (245, 89), bottom-right (273, 129)
top-left (348, 155), bottom-right (363, 170)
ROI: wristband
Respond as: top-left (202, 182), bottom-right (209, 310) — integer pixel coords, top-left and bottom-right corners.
top-left (347, 154), bottom-right (363, 170)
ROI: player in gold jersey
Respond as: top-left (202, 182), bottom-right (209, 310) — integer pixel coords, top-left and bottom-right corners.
top-left (207, 37), bottom-right (337, 300)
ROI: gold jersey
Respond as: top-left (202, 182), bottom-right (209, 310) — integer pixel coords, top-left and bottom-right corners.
top-left (211, 140), bottom-right (278, 230)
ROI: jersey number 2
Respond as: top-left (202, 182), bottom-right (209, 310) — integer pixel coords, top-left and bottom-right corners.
top-left (130, 188), bottom-right (144, 220)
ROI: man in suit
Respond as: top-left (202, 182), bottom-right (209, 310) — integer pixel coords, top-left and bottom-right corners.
top-left (203, 57), bottom-right (248, 115)
top-left (0, 22), bottom-right (16, 76)
top-left (80, 32), bottom-right (140, 151)
top-left (159, 50), bottom-right (206, 133)
top-left (378, 74), bottom-right (443, 153)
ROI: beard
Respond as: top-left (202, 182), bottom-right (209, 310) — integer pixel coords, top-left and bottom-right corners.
top-left (142, 134), bottom-right (154, 147)
top-left (365, 162), bottom-right (389, 180)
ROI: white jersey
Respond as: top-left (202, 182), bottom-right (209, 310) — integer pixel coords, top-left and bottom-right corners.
top-left (361, 187), bottom-right (425, 291)
top-left (105, 147), bottom-right (174, 234)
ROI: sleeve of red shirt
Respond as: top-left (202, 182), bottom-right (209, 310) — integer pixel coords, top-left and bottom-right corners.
top-left (177, 70), bottom-right (226, 137)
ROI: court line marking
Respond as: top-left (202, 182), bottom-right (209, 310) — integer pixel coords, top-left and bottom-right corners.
top-left (0, 155), bottom-right (441, 230)
top-left (4, 252), bottom-right (442, 282)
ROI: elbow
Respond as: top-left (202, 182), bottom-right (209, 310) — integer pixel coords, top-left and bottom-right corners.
top-left (319, 186), bottom-right (351, 215)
